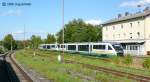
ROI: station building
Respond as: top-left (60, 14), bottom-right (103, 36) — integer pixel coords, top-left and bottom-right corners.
top-left (102, 9), bottom-right (150, 56)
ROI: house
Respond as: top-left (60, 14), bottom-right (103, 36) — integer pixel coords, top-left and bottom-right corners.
top-left (102, 9), bottom-right (150, 56)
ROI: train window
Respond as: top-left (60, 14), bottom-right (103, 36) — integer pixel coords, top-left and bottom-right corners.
top-left (68, 45), bottom-right (76, 50)
top-left (47, 45), bottom-right (50, 49)
top-left (78, 45), bottom-right (89, 51)
top-left (52, 45), bottom-right (55, 48)
top-left (61, 45), bottom-right (65, 48)
top-left (108, 46), bottom-right (112, 50)
top-left (113, 44), bottom-right (123, 51)
top-left (57, 45), bottom-right (60, 48)
top-left (43, 45), bottom-right (46, 49)
top-left (93, 45), bottom-right (106, 50)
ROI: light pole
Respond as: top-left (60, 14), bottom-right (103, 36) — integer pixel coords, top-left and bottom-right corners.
top-left (24, 25), bottom-right (26, 49)
top-left (55, 35), bottom-right (58, 50)
top-left (61, 0), bottom-right (64, 63)
top-left (11, 32), bottom-right (13, 52)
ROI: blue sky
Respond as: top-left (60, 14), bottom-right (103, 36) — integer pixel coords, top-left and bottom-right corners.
top-left (0, 0), bottom-right (148, 40)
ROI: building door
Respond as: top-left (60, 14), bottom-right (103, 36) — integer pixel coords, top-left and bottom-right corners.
top-left (138, 45), bottom-right (144, 55)
top-left (126, 45), bottom-right (138, 56)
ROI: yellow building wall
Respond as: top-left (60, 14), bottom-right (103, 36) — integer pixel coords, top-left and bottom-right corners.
top-left (144, 16), bottom-right (150, 54)
top-left (103, 19), bottom-right (145, 41)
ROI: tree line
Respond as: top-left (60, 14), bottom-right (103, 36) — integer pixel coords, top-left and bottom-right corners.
top-left (0, 19), bottom-right (102, 51)
top-left (57, 19), bottom-right (102, 43)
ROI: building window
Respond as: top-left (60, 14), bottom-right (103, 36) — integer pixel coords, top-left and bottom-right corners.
top-left (124, 33), bottom-right (126, 38)
top-left (130, 33), bottom-right (132, 39)
top-left (130, 23), bottom-right (132, 27)
top-left (121, 24), bottom-right (123, 29)
top-left (113, 26), bottom-right (115, 30)
top-left (138, 21), bottom-right (140, 25)
top-left (118, 34), bottom-right (120, 38)
top-left (105, 34), bottom-right (108, 38)
top-left (113, 34), bottom-right (115, 38)
top-left (130, 46), bottom-right (138, 50)
top-left (137, 32), bottom-right (140, 38)
top-left (106, 27), bottom-right (108, 31)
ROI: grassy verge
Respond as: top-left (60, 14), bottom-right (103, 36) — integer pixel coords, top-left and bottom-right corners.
top-left (15, 49), bottom-right (135, 82)
top-left (39, 50), bottom-right (150, 76)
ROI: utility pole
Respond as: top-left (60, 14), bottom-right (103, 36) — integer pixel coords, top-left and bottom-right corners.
top-left (61, 0), bottom-right (64, 63)
top-left (24, 25), bottom-right (26, 49)
top-left (11, 32), bottom-right (13, 52)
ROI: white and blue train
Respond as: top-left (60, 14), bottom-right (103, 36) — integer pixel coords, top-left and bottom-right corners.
top-left (39, 42), bottom-right (124, 56)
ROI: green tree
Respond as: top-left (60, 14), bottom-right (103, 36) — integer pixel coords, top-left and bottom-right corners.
top-left (0, 41), bottom-right (2, 46)
top-left (31, 35), bottom-right (42, 49)
top-left (57, 19), bottom-right (102, 43)
top-left (45, 34), bottom-right (56, 44)
top-left (21, 40), bottom-right (32, 49)
top-left (16, 41), bottom-right (24, 49)
top-left (3, 34), bottom-right (17, 50)
top-left (0, 46), bottom-right (4, 54)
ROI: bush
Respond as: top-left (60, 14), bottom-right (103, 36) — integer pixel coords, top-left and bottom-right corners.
top-left (0, 47), bottom-right (4, 54)
top-left (123, 54), bottom-right (133, 66)
top-left (111, 56), bottom-right (120, 64)
top-left (143, 58), bottom-right (150, 69)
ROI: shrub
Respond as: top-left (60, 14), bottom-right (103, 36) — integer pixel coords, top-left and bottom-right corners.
top-left (0, 47), bottom-right (4, 54)
top-left (123, 54), bottom-right (133, 66)
top-left (143, 58), bottom-right (150, 69)
top-left (111, 56), bottom-right (120, 64)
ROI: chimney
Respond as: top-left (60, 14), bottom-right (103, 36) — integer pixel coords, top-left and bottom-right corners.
top-left (125, 12), bottom-right (129, 16)
top-left (136, 11), bottom-right (141, 14)
top-left (144, 7), bottom-right (150, 12)
top-left (118, 14), bottom-right (122, 18)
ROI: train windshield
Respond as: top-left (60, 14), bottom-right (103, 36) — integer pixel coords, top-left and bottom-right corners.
top-left (112, 44), bottom-right (123, 51)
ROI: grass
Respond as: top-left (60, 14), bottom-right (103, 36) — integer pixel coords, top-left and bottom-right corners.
top-left (39, 50), bottom-right (150, 76)
top-left (15, 49), bottom-right (136, 82)
top-left (57, 52), bottom-right (150, 77)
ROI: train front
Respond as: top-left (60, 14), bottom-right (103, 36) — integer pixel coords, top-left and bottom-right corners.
top-left (112, 44), bottom-right (124, 56)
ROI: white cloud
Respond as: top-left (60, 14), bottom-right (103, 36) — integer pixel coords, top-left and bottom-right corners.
top-left (120, 0), bottom-right (150, 7)
top-left (0, 10), bottom-right (22, 16)
top-left (13, 30), bottom-right (24, 35)
top-left (85, 19), bottom-right (102, 25)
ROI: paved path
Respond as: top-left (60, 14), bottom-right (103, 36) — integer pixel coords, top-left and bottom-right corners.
top-left (0, 54), bottom-right (10, 82)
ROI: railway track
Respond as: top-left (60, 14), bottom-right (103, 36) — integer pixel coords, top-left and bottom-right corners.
top-left (5, 52), bottom-right (33, 82)
top-left (65, 59), bottom-right (150, 82)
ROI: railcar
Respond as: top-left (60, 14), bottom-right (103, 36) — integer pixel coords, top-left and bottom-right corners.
top-left (39, 44), bottom-right (57, 50)
top-left (39, 42), bottom-right (124, 56)
top-left (66, 43), bottom-right (77, 53)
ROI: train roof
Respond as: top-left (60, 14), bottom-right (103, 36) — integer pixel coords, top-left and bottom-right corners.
top-left (40, 42), bottom-right (121, 45)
